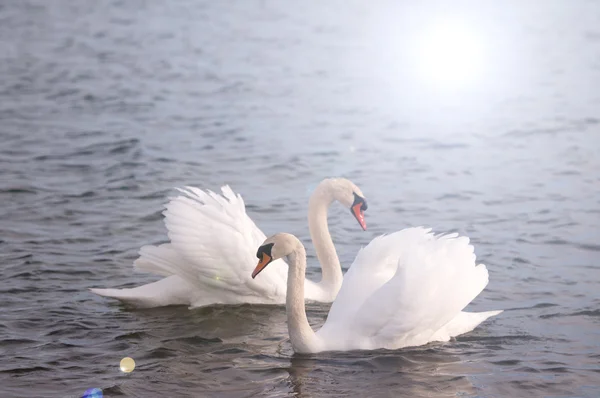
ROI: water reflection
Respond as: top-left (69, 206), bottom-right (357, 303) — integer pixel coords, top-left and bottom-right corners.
top-left (285, 347), bottom-right (478, 397)
top-left (281, 302), bottom-right (480, 397)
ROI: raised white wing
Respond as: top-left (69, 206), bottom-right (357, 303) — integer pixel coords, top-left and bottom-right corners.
top-left (134, 186), bottom-right (288, 303)
top-left (319, 228), bottom-right (491, 349)
top-left (322, 227), bottom-right (433, 326)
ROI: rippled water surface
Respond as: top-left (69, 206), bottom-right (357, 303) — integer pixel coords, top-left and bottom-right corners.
top-left (1, 0), bottom-right (600, 397)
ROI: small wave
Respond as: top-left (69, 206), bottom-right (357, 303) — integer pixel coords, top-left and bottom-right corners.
top-left (540, 309), bottom-right (600, 319)
top-left (210, 347), bottom-right (247, 355)
top-left (491, 359), bottom-right (521, 366)
top-left (0, 338), bottom-right (37, 346)
top-left (144, 347), bottom-right (179, 359)
top-left (543, 238), bottom-right (570, 245)
top-left (0, 366), bottom-right (52, 375)
top-left (514, 366), bottom-right (542, 373)
top-left (64, 130), bottom-right (107, 139)
top-left (114, 331), bottom-right (151, 341)
top-left (0, 187), bottom-right (38, 194)
top-left (161, 335), bottom-right (222, 345)
top-left (543, 366), bottom-right (570, 373)
top-left (456, 334), bottom-right (542, 343)
top-left (512, 257), bottom-right (530, 264)
top-left (576, 243), bottom-right (600, 252)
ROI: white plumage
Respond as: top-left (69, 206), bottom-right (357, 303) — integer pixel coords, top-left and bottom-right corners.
top-left (253, 229), bottom-right (502, 353)
top-left (91, 178), bottom-right (367, 308)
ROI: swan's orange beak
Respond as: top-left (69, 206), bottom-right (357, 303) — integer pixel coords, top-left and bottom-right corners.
top-left (351, 203), bottom-right (367, 231)
top-left (252, 252), bottom-right (272, 279)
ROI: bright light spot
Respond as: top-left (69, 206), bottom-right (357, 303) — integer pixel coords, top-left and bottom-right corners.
top-left (412, 20), bottom-right (485, 89)
top-left (120, 357), bottom-right (135, 373)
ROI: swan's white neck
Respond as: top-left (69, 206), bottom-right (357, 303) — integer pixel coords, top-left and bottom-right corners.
top-left (286, 239), bottom-right (320, 353)
top-left (308, 181), bottom-right (343, 294)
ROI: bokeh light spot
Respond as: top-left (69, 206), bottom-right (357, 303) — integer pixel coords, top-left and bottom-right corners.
top-left (120, 357), bottom-right (136, 373)
top-left (82, 388), bottom-right (103, 398)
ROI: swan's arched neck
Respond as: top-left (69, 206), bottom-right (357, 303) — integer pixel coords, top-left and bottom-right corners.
top-left (286, 239), bottom-right (321, 353)
top-left (308, 181), bottom-right (343, 295)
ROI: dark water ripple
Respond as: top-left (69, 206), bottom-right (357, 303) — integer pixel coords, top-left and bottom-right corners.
top-left (1, 0), bottom-right (600, 397)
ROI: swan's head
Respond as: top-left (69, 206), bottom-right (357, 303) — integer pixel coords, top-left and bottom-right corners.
top-left (252, 233), bottom-right (297, 279)
top-left (326, 178), bottom-right (368, 231)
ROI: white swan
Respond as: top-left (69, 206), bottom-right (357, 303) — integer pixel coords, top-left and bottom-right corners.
top-left (252, 231), bottom-right (503, 354)
top-left (90, 178), bottom-right (368, 308)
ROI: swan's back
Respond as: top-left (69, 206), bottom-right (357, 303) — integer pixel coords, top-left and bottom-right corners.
top-left (318, 228), bottom-right (492, 350)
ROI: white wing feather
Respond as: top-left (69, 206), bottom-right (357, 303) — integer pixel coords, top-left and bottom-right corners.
top-left (134, 186), bottom-right (288, 304)
top-left (323, 227), bottom-right (433, 326)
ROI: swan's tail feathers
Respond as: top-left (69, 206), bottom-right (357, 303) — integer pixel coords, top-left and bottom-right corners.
top-left (431, 310), bottom-right (503, 341)
top-left (89, 275), bottom-right (195, 308)
top-left (133, 243), bottom-right (184, 277)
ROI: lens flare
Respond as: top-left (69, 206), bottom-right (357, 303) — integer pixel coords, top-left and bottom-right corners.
top-left (82, 388), bottom-right (103, 398)
top-left (119, 357), bottom-right (136, 373)
top-left (412, 19), bottom-right (485, 90)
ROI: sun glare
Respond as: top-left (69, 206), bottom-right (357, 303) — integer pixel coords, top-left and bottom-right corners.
top-left (411, 20), bottom-right (485, 90)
